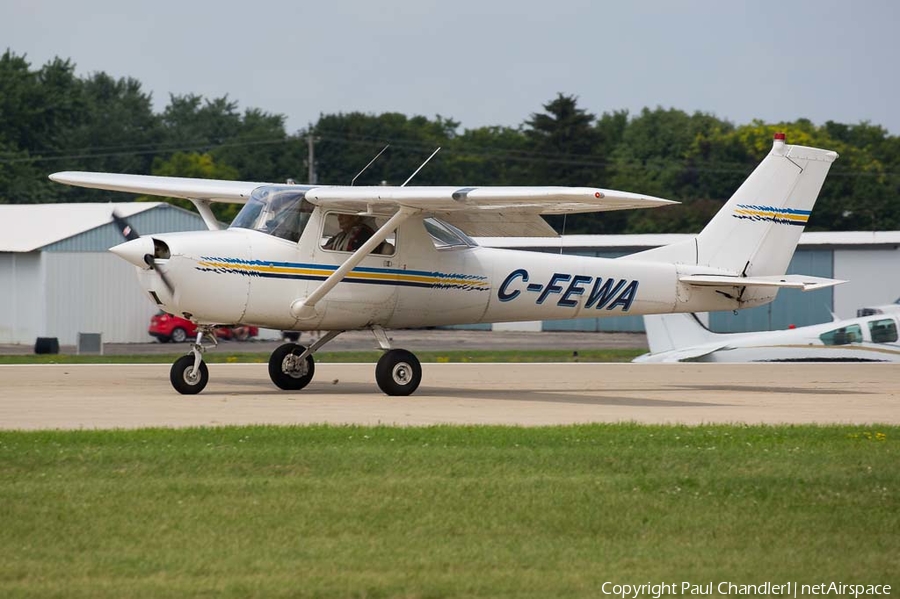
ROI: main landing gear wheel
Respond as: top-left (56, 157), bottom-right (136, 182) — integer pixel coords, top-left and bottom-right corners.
top-left (170, 354), bottom-right (209, 395)
top-left (376, 349), bottom-right (422, 396)
top-left (269, 343), bottom-right (315, 390)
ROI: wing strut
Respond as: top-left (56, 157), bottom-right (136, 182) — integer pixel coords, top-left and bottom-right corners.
top-left (290, 207), bottom-right (419, 319)
top-left (188, 199), bottom-right (223, 231)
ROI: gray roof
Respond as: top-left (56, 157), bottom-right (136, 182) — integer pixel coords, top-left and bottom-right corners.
top-left (0, 202), bottom-right (207, 252)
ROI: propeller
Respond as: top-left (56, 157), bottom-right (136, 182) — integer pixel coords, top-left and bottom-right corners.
top-left (111, 211), bottom-right (140, 242)
top-left (111, 210), bottom-right (174, 294)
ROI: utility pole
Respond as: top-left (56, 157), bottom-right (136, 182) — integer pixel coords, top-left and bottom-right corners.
top-left (306, 129), bottom-right (317, 185)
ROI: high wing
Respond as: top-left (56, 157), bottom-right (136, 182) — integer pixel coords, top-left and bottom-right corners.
top-left (49, 172), bottom-right (265, 203)
top-left (49, 172), bottom-right (677, 237)
top-left (305, 186), bottom-right (677, 237)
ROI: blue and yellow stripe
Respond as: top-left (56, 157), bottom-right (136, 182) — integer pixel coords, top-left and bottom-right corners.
top-left (732, 204), bottom-right (810, 226)
top-left (196, 257), bottom-right (490, 292)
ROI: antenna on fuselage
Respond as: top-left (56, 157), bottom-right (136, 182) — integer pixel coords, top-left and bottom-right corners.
top-left (401, 147), bottom-right (441, 187)
top-left (351, 144), bottom-right (390, 186)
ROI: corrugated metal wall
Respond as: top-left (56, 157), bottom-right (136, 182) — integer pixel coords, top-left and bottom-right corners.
top-left (833, 248), bottom-right (900, 319)
top-left (0, 204), bottom-right (208, 345)
top-left (40, 204), bottom-right (207, 343)
top-left (44, 253), bottom-right (158, 344)
top-left (0, 252), bottom-right (45, 343)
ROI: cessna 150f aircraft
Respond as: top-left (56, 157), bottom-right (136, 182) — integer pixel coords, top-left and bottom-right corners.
top-left (50, 133), bottom-right (841, 396)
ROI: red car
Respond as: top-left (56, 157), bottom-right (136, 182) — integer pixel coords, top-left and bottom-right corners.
top-left (149, 311), bottom-right (259, 343)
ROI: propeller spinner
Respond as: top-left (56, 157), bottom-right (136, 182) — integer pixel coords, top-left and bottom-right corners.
top-left (109, 211), bottom-right (174, 293)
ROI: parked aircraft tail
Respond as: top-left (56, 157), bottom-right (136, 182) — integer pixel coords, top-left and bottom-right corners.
top-left (643, 313), bottom-right (718, 354)
top-left (635, 313), bottom-right (734, 363)
top-left (624, 134), bottom-right (841, 300)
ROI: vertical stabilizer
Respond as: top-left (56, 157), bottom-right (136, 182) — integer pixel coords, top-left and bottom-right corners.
top-left (625, 134), bottom-right (838, 277)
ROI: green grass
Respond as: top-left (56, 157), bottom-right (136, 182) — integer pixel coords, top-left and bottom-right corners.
top-left (0, 348), bottom-right (646, 365)
top-left (1, 425), bottom-right (897, 598)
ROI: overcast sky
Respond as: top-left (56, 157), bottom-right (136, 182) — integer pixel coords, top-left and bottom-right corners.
top-left (3, 0), bottom-right (899, 135)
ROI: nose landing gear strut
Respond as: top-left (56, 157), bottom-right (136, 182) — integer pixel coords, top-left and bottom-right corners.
top-left (169, 326), bottom-right (217, 394)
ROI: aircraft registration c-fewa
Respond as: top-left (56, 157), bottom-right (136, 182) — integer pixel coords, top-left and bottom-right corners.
top-left (50, 133), bottom-right (842, 396)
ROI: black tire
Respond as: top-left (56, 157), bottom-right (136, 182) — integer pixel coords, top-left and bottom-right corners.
top-left (170, 355), bottom-right (209, 395)
top-left (375, 349), bottom-right (422, 396)
top-left (171, 327), bottom-right (188, 343)
top-left (268, 343), bottom-right (315, 390)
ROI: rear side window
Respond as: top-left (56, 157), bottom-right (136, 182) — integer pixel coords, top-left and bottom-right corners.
top-left (423, 218), bottom-right (476, 249)
top-left (868, 319), bottom-right (898, 344)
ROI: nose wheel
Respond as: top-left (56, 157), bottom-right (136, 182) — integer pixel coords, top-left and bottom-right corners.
top-left (170, 354), bottom-right (209, 394)
top-left (375, 349), bottom-right (422, 396)
top-left (170, 328), bottom-right (215, 394)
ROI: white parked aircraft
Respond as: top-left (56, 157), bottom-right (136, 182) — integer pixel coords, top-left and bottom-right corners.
top-left (634, 311), bottom-right (900, 363)
top-left (857, 296), bottom-right (900, 317)
top-left (51, 133), bottom-right (841, 395)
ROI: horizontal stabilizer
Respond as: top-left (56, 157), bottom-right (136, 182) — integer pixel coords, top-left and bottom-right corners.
top-left (635, 313), bottom-right (737, 363)
top-left (679, 273), bottom-right (845, 292)
top-left (633, 344), bottom-right (727, 363)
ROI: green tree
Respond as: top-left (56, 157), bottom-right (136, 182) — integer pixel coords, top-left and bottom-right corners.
top-left (0, 52), bottom-right (84, 202)
top-left (523, 93), bottom-right (601, 186)
top-left (313, 112), bottom-right (460, 186)
top-left (445, 125), bottom-right (531, 185)
top-left (146, 151), bottom-right (241, 221)
top-left (160, 94), bottom-right (300, 184)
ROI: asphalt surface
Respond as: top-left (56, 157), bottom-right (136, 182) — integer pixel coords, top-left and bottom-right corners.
top-left (2, 362), bottom-right (897, 429)
top-left (1, 329), bottom-right (649, 356)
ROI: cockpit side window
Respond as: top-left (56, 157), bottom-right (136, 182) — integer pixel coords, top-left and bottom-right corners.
top-left (320, 212), bottom-right (395, 255)
top-left (230, 186), bottom-right (313, 243)
top-left (819, 324), bottom-right (862, 346)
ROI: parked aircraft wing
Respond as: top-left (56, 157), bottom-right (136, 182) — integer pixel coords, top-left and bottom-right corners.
top-left (49, 172), bottom-right (265, 203)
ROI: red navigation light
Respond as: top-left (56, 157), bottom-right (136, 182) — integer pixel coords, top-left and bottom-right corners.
top-left (774, 132), bottom-right (786, 141)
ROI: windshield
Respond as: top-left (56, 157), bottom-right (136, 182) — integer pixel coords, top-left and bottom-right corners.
top-left (230, 185), bottom-right (314, 243)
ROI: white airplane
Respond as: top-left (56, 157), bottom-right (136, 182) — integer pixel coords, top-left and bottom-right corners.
top-left (634, 311), bottom-right (900, 363)
top-left (50, 133), bottom-right (841, 395)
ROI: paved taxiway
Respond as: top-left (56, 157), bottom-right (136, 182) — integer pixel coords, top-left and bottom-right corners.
top-left (1, 362), bottom-right (897, 429)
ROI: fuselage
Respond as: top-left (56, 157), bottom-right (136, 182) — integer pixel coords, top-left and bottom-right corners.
top-left (121, 204), bottom-right (754, 331)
